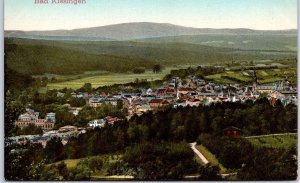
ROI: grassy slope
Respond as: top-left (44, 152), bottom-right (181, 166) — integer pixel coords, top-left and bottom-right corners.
top-left (196, 145), bottom-right (227, 173)
top-left (52, 154), bottom-right (127, 180)
top-left (45, 66), bottom-right (187, 89)
top-left (5, 41), bottom-right (155, 75)
top-left (246, 134), bottom-right (297, 149)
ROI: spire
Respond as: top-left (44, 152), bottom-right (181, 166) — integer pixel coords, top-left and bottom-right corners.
top-left (252, 70), bottom-right (257, 91)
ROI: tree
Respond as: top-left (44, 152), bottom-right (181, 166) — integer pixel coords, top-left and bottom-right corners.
top-left (79, 83), bottom-right (92, 93)
top-left (211, 116), bottom-right (223, 136)
top-left (18, 123), bottom-right (43, 135)
top-left (44, 137), bottom-right (66, 163)
top-left (5, 143), bottom-right (45, 180)
top-left (70, 159), bottom-right (92, 180)
top-left (198, 112), bottom-right (208, 133)
top-left (5, 96), bottom-right (24, 136)
top-left (56, 161), bottom-right (69, 180)
top-left (88, 157), bottom-right (103, 172)
top-left (238, 147), bottom-right (297, 180)
top-left (133, 67), bottom-right (146, 74)
top-left (152, 64), bottom-right (161, 73)
top-left (198, 164), bottom-right (222, 180)
top-left (123, 142), bottom-right (198, 180)
top-left (69, 97), bottom-right (86, 107)
top-left (40, 164), bottom-right (60, 181)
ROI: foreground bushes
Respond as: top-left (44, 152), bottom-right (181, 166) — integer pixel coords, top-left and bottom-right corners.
top-left (121, 142), bottom-right (199, 180)
top-left (197, 134), bottom-right (297, 180)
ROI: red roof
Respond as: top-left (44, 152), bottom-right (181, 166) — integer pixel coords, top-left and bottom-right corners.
top-left (180, 96), bottom-right (190, 100)
top-left (269, 97), bottom-right (277, 106)
top-left (179, 88), bottom-right (193, 92)
top-left (99, 92), bottom-right (107, 96)
top-left (161, 100), bottom-right (170, 104)
top-left (105, 116), bottom-right (119, 123)
top-left (156, 88), bottom-right (175, 95)
top-left (149, 99), bottom-right (169, 104)
top-left (187, 98), bottom-right (200, 102)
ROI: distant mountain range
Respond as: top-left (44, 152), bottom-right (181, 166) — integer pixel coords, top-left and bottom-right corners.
top-left (5, 22), bottom-right (297, 41)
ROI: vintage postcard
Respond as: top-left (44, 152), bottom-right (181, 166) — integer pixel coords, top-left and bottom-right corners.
top-left (4, 0), bottom-right (297, 181)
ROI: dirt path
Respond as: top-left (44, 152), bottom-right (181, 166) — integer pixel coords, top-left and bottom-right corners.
top-left (189, 142), bottom-right (238, 179)
top-left (189, 142), bottom-right (209, 165)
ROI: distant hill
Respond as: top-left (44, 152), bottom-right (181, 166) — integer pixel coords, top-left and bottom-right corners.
top-left (136, 34), bottom-right (297, 51)
top-left (5, 22), bottom-right (297, 41)
top-left (5, 31), bottom-right (115, 41)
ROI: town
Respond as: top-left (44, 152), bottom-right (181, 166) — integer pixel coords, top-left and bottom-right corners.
top-left (7, 70), bottom-right (297, 148)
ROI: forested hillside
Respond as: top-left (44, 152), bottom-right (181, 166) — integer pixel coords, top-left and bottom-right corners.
top-left (5, 38), bottom-right (296, 76)
top-left (137, 34), bottom-right (297, 51)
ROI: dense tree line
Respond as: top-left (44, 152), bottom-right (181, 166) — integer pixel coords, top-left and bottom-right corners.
top-left (122, 142), bottom-right (199, 180)
top-left (5, 42), bottom-right (156, 75)
top-left (197, 134), bottom-right (297, 180)
top-left (5, 142), bottom-right (104, 181)
top-left (5, 67), bottom-right (34, 91)
top-left (238, 146), bottom-right (297, 180)
top-left (5, 143), bottom-right (45, 180)
top-left (5, 92), bottom-right (25, 136)
top-left (64, 121), bottom-right (129, 159)
top-left (128, 98), bottom-right (297, 143)
top-left (164, 66), bottom-right (225, 81)
top-left (12, 124), bottom-right (43, 136)
top-left (6, 38), bottom-right (295, 77)
top-left (197, 134), bottom-right (254, 169)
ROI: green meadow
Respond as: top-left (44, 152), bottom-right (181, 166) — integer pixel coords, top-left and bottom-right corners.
top-left (205, 68), bottom-right (297, 84)
top-left (246, 134), bottom-right (297, 149)
top-left (196, 145), bottom-right (227, 174)
top-left (44, 66), bottom-right (185, 90)
top-left (52, 154), bottom-right (129, 180)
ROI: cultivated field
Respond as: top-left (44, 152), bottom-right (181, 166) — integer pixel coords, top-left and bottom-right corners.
top-left (205, 67), bottom-right (296, 84)
top-left (44, 66), bottom-right (188, 90)
top-left (246, 134), bottom-right (297, 149)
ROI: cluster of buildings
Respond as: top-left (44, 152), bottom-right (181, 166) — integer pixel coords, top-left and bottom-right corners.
top-left (6, 125), bottom-right (87, 147)
top-left (74, 75), bottom-right (297, 118)
top-left (88, 116), bottom-right (121, 128)
top-left (10, 73), bottom-right (297, 147)
top-left (14, 109), bottom-right (56, 130)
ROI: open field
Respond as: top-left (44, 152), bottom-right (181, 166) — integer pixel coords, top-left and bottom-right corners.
top-left (246, 134), bottom-right (297, 149)
top-left (61, 159), bottom-right (79, 169)
top-left (52, 154), bottom-right (125, 180)
top-left (42, 65), bottom-right (297, 91)
top-left (205, 67), bottom-right (297, 84)
top-left (43, 66), bottom-right (189, 90)
top-left (53, 154), bottom-right (122, 168)
top-left (196, 145), bottom-right (227, 173)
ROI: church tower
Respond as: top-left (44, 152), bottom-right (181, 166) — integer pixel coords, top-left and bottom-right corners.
top-left (252, 70), bottom-right (257, 91)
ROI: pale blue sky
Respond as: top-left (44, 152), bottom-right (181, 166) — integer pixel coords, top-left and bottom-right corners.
top-left (5, 0), bottom-right (298, 31)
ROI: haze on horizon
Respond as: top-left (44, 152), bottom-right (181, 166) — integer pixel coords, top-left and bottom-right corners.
top-left (5, 0), bottom-right (297, 31)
